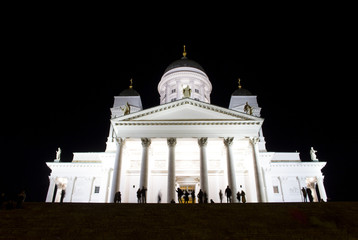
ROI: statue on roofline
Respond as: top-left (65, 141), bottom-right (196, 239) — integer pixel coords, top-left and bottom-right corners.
top-left (244, 102), bottom-right (253, 115)
top-left (120, 102), bottom-right (131, 115)
top-left (55, 147), bottom-right (61, 162)
top-left (310, 147), bottom-right (318, 161)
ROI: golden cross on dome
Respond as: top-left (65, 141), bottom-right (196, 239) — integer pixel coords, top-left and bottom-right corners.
top-left (129, 78), bottom-right (133, 89)
top-left (183, 45), bottom-right (187, 58)
top-left (238, 78), bottom-right (242, 89)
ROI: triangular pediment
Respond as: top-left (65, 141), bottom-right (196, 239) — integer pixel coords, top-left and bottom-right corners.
top-left (112, 98), bottom-right (262, 122)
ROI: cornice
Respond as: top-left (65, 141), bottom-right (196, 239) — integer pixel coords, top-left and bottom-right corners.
top-left (114, 120), bottom-right (261, 126)
top-left (112, 98), bottom-right (263, 123)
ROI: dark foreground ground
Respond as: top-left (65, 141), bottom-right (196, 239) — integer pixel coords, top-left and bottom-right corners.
top-left (0, 202), bottom-right (357, 240)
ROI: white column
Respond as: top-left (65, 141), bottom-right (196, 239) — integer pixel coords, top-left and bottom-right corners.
top-left (109, 137), bottom-right (125, 203)
top-left (317, 177), bottom-right (327, 202)
top-left (46, 177), bottom-right (56, 202)
top-left (250, 137), bottom-right (267, 202)
top-left (167, 138), bottom-right (177, 203)
top-left (198, 137), bottom-right (209, 198)
top-left (139, 138), bottom-right (151, 190)
top-left (224, 137), bottom-right (238, 203)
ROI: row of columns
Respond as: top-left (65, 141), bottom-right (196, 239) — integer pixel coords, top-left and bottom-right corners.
top-left (110, 137), bottom-right (265, 203)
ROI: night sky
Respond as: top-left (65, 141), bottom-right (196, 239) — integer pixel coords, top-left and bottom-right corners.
top-left (1, 28), bottom-right (356, 201)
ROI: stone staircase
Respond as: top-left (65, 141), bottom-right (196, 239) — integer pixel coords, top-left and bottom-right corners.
top-left (1, 202), bottom-right (357, 240)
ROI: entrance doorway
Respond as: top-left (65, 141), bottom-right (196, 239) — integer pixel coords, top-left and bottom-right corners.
top-left (178, 185), bottom-right (196, 203)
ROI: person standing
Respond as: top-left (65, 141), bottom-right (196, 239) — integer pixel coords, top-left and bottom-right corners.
top-left (225, 186), bottom-right (232, 203)
top-left (141, 186), bottom-right (147, 203)
top-left (191, 190), bottom-right (196, 204)
top-left (197, 189), bottom-right (204, 204)
top-left (241, 190), bottom-right (246, 203)
top-left (114, 191), bottom-right (121, 203)
top-left (301, 187), bottom-right (307, 202)
top-left (219, 190), bottom-right (223, 203)
top-left (236, 191), bottom-right (241, 203)
top-left (137, 188), bottom-right (142, 203)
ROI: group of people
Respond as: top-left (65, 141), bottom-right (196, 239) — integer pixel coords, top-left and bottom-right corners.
top-left (136, 186), bottom-right (147, 203)
top-left (176, 187), bottom-right (196, 203)
top-left (220, 186), bottom-right (246, 203)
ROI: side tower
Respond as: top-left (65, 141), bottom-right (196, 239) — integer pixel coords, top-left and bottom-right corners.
top-left (229, 79), bottom-right (266, 151)
top-left (158, 46), bottom-right (212, 104)
top-left (106, 79), bottom-right (143, 152)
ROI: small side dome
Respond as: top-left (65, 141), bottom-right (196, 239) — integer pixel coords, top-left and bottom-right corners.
top-left (119, 78), bottom-right (140, 96)
top-left (119, 88), bottom-right (140, 96)
top-left (232, 88), bottom-right (252, 96)
top-left (232, 78), bottom-right (252, 96)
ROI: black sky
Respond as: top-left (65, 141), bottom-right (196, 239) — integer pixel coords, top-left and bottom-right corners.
top-left (1, 19), bottom-right (356, 201)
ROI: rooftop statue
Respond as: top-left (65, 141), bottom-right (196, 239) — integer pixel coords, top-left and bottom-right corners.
top-left (310, 147), bottom-right (318, 161)
top-left (55, 147), bottom-right (61, 162)
top-left (244, 102), bottom-right (253, 115)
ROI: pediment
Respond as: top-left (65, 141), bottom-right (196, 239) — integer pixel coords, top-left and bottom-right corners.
top-left (113, 98), bottom-right (262, 122)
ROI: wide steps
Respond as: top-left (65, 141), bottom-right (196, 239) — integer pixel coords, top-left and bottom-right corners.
top-left (1, 202), bottom-right (357, 239)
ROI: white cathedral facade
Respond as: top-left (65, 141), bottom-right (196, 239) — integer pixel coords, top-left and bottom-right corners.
top-left (46, 49), bottom-right (327, 203)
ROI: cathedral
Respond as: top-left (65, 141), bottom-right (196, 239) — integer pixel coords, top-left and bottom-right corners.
top-left (46, 47), bottom-right (327, 203)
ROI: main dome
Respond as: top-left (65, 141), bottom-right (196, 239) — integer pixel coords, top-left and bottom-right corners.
top-left (164, 56), bottom-right (205, 74)
top-left (158, 46), bottom-right (212, 105)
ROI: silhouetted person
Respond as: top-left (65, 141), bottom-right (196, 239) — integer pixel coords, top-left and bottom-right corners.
top-left (137, 188), bottom-right (141, 203)
top-left (236, 191), bottom-right (241, 203)
top-left (241, 190), bottom-right (246, 203)
top-left (176, 187), bottom-right (183, 203)
top-left (191, 190), bottom-right (196, 204)
top-left (16, 190), bottom-right (26, 209)
top-left (306, 188), bottom-right (313, 202)
top-left (301, 187), bottom-right (307, 202)
top-left (114, 191), bottom-right (121, 203)
top-left (184, 190), bottom-right (189, 204)
top-left (157, 191), bottom-right (162, 203)
top-left (197, 189), bottom-right (204, 204)
top-left (170, 199), bottom-right (175, 203)
top-left (203, 192), bottom-right (208, 203)
top-left (225, 186), bottom-right (232, 203)
top-left (141, 186), bottom-right (147, 203)
top-left (219, 190), bottom-right (223, 203)
top-left (60, 189), bottom-right (65, 203)
top-left (210, 199), bottom-right (215, 203)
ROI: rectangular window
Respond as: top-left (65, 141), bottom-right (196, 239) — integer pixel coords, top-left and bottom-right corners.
top-left (273, 186), bottom-right (279, 194)
top-left (171, 89), bottom-right (176, 93)
top-left (195, 89), bottom-right (199, 93)
top-left (171, 98), bottom-right (177, 102)
top-left (94, 186), bottom-right (100, 194)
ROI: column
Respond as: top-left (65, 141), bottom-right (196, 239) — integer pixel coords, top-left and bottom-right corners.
top-left (109, 137), bottom-right (125, 203)
top-left (46, 178), bottom-right (56, 202)
top-left (198, 137), bottom-right (209, 198)
top-left (316, 177), bottom-right (327, 202)
top-left (167, 138), bottom-right (177, 203)
top-left (139, 138), bottom-right (151, 192)
top-left (224, 137), bottom-right (238, 203)
top-left (250, 137), bottom-right (267, 202)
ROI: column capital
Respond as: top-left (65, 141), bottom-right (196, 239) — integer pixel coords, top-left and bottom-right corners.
top-left (115, 137), bottom-right (125, 145)
top-left (141, 138), bottom-right (152, 147)
top-left (167, 138), bottom-right (177, 147)
top-left (250, 137), bottom-right (260, 145)
top-left (198, 137), bottom-right (208, 147)
top-left (223, 137), bottom-right (234, 147)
